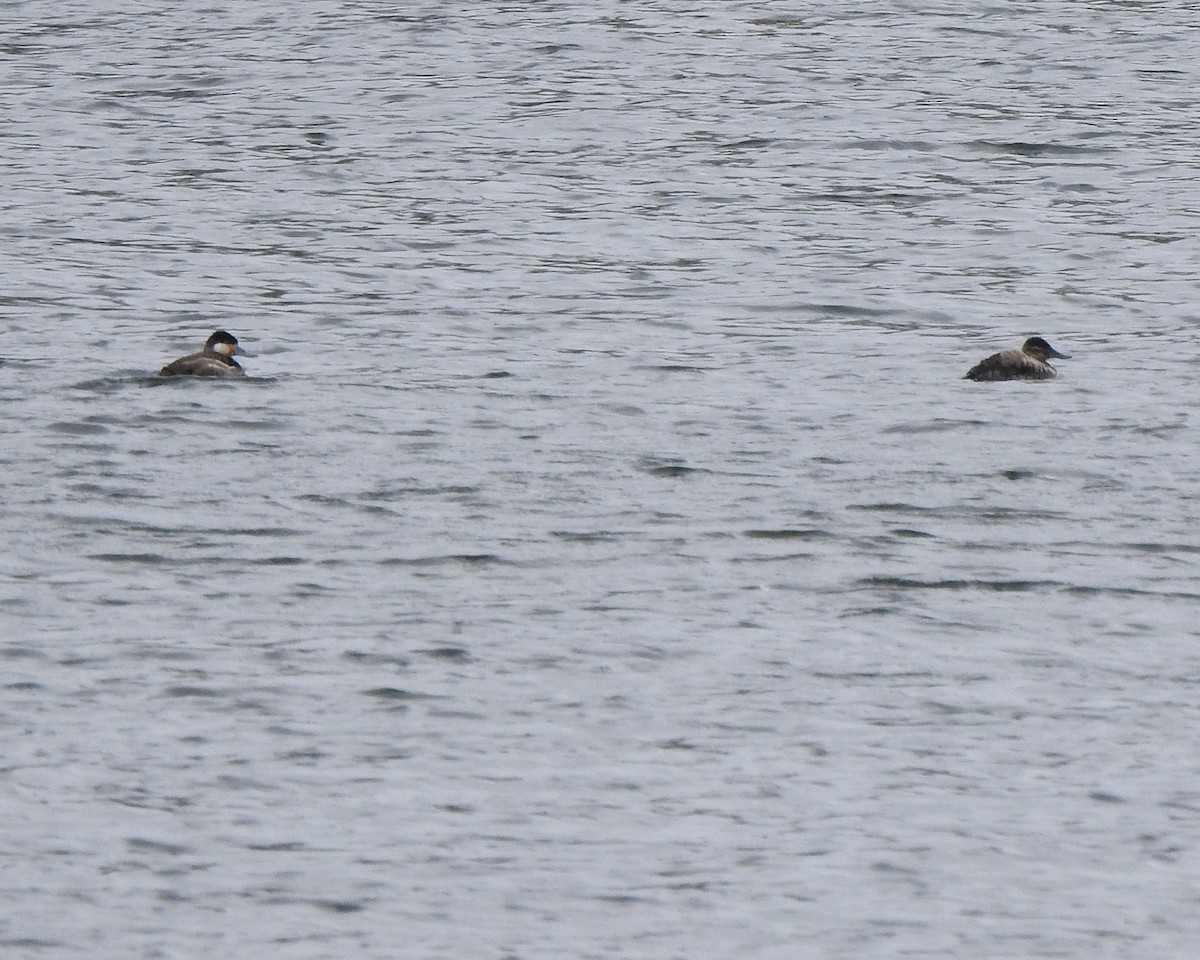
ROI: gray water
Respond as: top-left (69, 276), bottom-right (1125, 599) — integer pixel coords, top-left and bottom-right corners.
top-left (4, 2), bottom-right (1200, 957)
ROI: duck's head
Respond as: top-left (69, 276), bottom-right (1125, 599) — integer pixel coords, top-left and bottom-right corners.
top-left (205, 330), bottom-right (249, 358)
top-left (1022, 336), bottom-right (1069, 361)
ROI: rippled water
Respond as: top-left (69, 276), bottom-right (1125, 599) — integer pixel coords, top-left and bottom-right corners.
top-left (4, 3), bottom-right (1200, 958)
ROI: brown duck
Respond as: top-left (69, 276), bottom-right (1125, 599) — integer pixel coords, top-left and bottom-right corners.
top-left (160, 330), bottom-right (250, 377)
top-left (964, 337), bottom-right (1069, 382)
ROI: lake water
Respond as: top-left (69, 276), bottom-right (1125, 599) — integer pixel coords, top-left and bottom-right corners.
top-left (3, 2), bottom-right (1200, 958)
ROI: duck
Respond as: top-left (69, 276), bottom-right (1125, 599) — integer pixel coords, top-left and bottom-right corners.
top-left (964, 336), bottom-right (1069, 382)
top-left (160, 330), bottom-right (249, 377)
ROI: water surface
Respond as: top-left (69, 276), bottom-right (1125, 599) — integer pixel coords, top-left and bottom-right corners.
top-left (3, 3), bottom-right (1200, 958)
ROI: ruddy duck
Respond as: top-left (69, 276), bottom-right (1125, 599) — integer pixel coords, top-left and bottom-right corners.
top-left (964, 336), bottom-right (1070, 382)
top-left (160, 330), bottom-right (249, 377)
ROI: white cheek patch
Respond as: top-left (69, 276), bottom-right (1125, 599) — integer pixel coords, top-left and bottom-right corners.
top-left (213, 342), bottom-right (235, 357)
